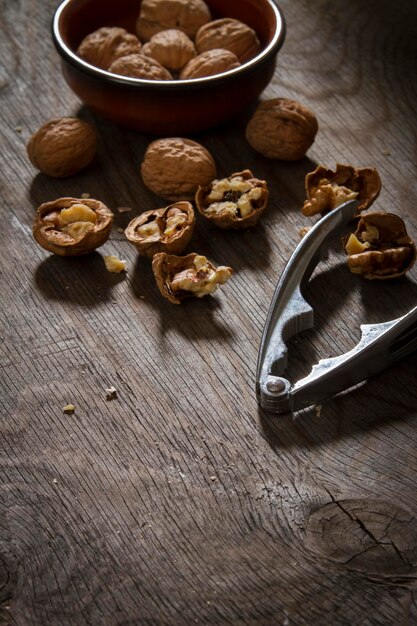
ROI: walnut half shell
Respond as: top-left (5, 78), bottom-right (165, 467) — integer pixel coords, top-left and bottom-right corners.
top-left (125, 201), bottom-right (194, 257)
top-left (33, 197), bottom-right (113, 256)
top-left (152, 252), bottom-right (233, 304)
top-left (344, 212), bottom-right (416, 279)
top-left (195, 169), bottom-right (268, 229)
top-left (302, 163), bottom-right (381, 216)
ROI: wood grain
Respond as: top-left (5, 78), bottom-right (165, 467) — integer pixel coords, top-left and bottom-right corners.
top-left (1, 0), bottom-right (417, 624)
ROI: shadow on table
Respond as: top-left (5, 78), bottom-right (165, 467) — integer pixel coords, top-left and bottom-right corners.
top-left (34, 252), bottom-right (125, 306)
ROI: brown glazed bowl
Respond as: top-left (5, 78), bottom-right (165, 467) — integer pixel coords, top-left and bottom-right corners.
top-left (52, 0), bottom-right (285, 134)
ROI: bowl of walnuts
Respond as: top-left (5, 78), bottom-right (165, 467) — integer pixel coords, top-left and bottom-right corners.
top-left (52, 0), bottom-right (285, 134)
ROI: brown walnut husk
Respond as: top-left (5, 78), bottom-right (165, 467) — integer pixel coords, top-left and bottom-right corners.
top-left (141, 137), bottom-right (216, 201)
top-left (125, 201), bottom-right (194, 257)
top-left (303, 163), bottom-right (381, 216)
top-left (33, 197), bottom-right (114, 257)
top-left (246, 98), bottom-right (318, 160)
top-left (109, 54), bottom-right (172, 79)
top-left (27, 118), bottom-right (96, 178)
top-left (77, 27), bottom-right (142, 70)
top-left (180, 48), bottom-right (240, 79)
top-left (195, 18), bottom-right (260, 63)
top-left (141, 29), bottom-right (196, 71)
top-left (152, 252), bottom-right (232, 304)
top-left (195, 169), bottom-right (268, 229)
top-left (136, 0), bottom-right (211, 41)
top-left (344, 212), bottom-right (416, 279)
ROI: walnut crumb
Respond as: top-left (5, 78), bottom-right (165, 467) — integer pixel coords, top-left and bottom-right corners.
top-left (105, 386), bottom-right (117, 400)
top-left (117, 206), bottom-right (132, 213)
top-left (63, 404), bottom-right (75, 414)
top-left (314, 404), bottom-right (322, 417)
top-left (104, 255), bottom-right (127, 273)
top-left (299, 226), bottom-right (311, 238)
top-left (81, 192), bottom-right (91, 199)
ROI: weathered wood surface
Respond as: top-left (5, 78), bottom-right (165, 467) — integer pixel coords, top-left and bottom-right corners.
top-left (1, 0), bottom-right (417, 624)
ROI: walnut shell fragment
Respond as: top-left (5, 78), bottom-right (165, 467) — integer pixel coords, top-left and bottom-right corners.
top-left (180, 48), bottom-right (240, 79)
top-left (125, 201), bottom-right (194, 257)
top-left (246, 98), bottom-right (318, 160)
top-left (136, 0), bottom-right (211, 41)
top-left (196, 169), bottom-right (268, 229)
top-left (27, 118), bottom-right (96, 178)
top-left (195, 18), bottom-right (260, 63)
top-left (142, 29), bottom-right (196, 72)
top-left (302, 163), bottom-right (381, 216)
top-left (344, 212), bottom-right (416, 279)
top-left (77, 27), bottom-right (142, 70)
top-left (109, 54), bottom-right (172, 79)
top-left (141, 137), bottom-right (216, 201)
top-left (152, 252), bottom-right (233, 303)
top-left (33, 197), bottom-right (113, 256)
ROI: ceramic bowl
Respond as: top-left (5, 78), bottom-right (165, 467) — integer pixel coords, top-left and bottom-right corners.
top-left (52, 0), bottom-right (285, 134)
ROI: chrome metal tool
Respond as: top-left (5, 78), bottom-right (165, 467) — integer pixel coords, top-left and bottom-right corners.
top-left (256, 200), bottom-right (417, 413)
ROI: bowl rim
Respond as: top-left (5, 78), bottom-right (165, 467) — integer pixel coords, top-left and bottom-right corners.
top-left (52, 0), bottom-right (286, 90)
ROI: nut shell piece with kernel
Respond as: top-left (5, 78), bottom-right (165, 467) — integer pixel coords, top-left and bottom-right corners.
top-left (141, 29), bottom-right (196, 72)
top-left (136, 0), bottom-right (211, 41)
top-left (27, 118), bottom-right (96, 178)
top-left (196, 169), bottom-right (268, 229)
top-left (33, 197), bottom-right (114, 256)
top-left (108, 54), bottom-right (172, 79)
top-left (77, 27), bottom-right (142, 70)
top-left (246, 98), bottom-right (318, 161)
top-left (344, 212), bottom-right (416, 280)
top-left (195, 18), bottom-right (260, 63)
top-left (180, 48), bottom-right (240, 79)
top-left (141, 137), bottom-right (216, 202)
top-left (302, 163), bottom-right (381, 216)
top-left (125, 201), bottom-right (195, 257)
top-left (152, 252), bottom-right (233, 304)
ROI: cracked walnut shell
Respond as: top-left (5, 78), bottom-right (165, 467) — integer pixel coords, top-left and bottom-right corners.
top-left (109, 54), bottom-right (172, 79)
top-left (246, 98), bottom-right (318, 160)
top-left (302, 163), bottom-right (381, 216)
top-left (344, 212), bottom-right (416, 279)
top-left (152, 252), bottom-right (233, 303)
top-left (136, 0), bottom-right (211, 41)
top-left (77, 27), bottom-right (142, 70)
top-left (33, 197), bottom-right (113, 256)
top-left (196, 169), bottom-right (268, 229)
top-left (141, 29), bottom-right (196, 72)
top-left (180, 48), bottom-right (240, 79)
top-left (125, 201), bottom-right (194, 257)
top-left (141, 138), bottom-right (216, 201)
top-left (195, 18), bottom-right (260, 63)
top-left (27, 118), bottom-right (96, 178)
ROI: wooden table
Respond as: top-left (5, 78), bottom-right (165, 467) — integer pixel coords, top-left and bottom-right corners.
top-left (1, 1), bottom-right (417, 624)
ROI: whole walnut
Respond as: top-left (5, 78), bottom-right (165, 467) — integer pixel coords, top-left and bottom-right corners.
top-left (109, 54), bottom-right (172, 79)
top-left (77, 27), bottom-right (142, 70)
top-left (141, 137), bottom-right (216, 201)
top-left (246, 98), bottom-right (319, 160)
top-left (136, 0), bottom-right (211, 41)
top-left (142, 29), bottom-right (196, 71)
top-left (180, 48), bottom-right (240, 79)
top-left (27, 117), bottom-right (96, 178)
top-left (195, 18), bottom-right (261, 63)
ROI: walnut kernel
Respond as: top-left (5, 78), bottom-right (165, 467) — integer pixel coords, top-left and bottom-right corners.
top-left (27, 118), bottom-right (96, 178)
top-left (246, 98), bottom-right (318, 160)
top-left (195, 18), bottom-right (260, 63)
top-left (180, 48), bottom-right (240, 79)
top-left (152, 252), bottom-right (233, 303)
top-left (142, 29), bottom-right (196, 71)
top-left (141, 137), bottom-right (216, 201)
top-left (136, 0), bottom-right (211, 41)
top-left (77, 27), bottom-right (142, 70)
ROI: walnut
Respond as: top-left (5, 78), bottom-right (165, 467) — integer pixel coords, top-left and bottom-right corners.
top-left (246, 98), bottom-right (318, 161)
top-left (27, 118), bottom-right (96, 178)
top-left (196, 169), bottom-right (268, 229)
top-left (33, 197), bottom-right (113, 256)
top-left (180, 48), bottom-right (240, 79)
top-left (302, 164), bottom-right (381, 216)
top-left (125, 201), bottom-right (194, 256)
top-left (108, 54), bottom-right (172, 79)
top-left (136, 0), bottom-right (211, 41)
top-left (76, 27), bottom-right (142, 70)
top-left (195, 18), bottom-right (260, 63)
top-left (152, 252), bottom-right (232, 303)
top-left (344, 212), bottom-right (416, 279)
top-left (141, 137), bottom-right (216, 201)
top-left (142, 29), bottom-right (196, 71)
